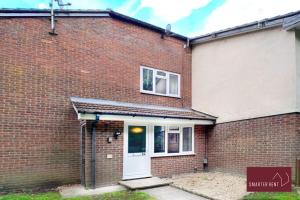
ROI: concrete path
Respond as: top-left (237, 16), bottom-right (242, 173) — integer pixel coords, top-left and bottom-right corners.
top-left (59, 184), bottom-right (126, 198)
top-left (142, 186), bottom-right (208, 200)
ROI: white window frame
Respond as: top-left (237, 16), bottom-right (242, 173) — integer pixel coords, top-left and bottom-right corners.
top-left (150, 124), bottom-right (194, 157)
top-left (140, 66), bottom-right (181, 98)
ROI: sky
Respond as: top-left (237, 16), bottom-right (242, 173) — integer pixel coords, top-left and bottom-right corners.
top-left (1, 0), bottom-right (300, 37)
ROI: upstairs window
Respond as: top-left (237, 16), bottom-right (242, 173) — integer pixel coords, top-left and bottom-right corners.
top-left (142, 68), bottom-right (153, 92)
top-left (140, 66), bottom-right (180, 97)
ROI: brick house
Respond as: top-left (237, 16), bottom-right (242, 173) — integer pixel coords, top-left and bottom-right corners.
top-left (0, 8), bottom-right (299, 192)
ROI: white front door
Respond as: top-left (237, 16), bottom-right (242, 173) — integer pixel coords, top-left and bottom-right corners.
top-left (123, 124), bottom-right (151, 180)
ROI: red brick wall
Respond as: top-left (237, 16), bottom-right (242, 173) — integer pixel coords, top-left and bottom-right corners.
top-left (151, 125), bottom-right (205, 177)
top-left (207, 113), bottom-right (300, 181)
top-left (0, 17), bottom-right (191, 192)
top-left (82, 124), bottom-right (205, 186)
top-left (95, 121), bottom-right (124, 187)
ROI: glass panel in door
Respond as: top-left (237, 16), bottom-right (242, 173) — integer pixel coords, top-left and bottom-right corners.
top-left (128, 126), bottom-right (146, 153)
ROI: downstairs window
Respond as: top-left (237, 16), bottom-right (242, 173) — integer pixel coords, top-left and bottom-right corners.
top-left (152, 125), bottom-right (194, 156)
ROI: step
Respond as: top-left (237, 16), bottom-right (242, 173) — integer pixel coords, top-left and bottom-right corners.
top-left (119, 177), bottom-right (172, 189)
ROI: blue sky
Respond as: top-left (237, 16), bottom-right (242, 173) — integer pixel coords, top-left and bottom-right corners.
top-left (1, 0), bottom-right (300, 36)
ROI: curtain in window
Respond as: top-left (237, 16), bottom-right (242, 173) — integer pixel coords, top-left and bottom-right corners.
top-left (183, 127), bottom-right (192, 151)
top-left (169, 74), bottom-right (178, 95)
top-left (154, 126), bottom-right (165, 153)
top-left (155, 77), bottom-right (166, 94)
top-left (168, 132), bottom-right (179, 153)
top-left (143, 68), bottom-right (153, 91)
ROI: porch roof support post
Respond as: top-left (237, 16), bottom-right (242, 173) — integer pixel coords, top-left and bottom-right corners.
top-left (91, 115), bottom-right (100, 189)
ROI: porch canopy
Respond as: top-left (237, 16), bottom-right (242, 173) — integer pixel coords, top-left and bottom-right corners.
top-left (70, 97), bottom-right (216, 125)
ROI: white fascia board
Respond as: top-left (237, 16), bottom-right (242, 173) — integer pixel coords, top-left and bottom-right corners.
top-left (78, 113), bottom-right (214, 125)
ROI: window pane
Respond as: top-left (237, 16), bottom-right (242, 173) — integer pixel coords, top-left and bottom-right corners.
top-left (143, 68), bottom-right (153, 91)
top-left (168, 133), bottom-right (179, 153)
top-left (169, 74), bottom-right (178, 95)
top-left (183, 127), bottom-right (192, 152)
top-left (154, 126), bottom-right (165, 153)
top-left (128, 126), bottom-right (146, 153)
top-left (157, 71), bottom-right (166, 76)
top-left (169, 126), bottom-right (179, 131)
top-left (155, 77), bottom-right (166, 94)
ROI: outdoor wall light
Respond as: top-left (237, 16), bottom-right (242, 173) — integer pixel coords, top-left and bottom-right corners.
top-left (114, 129), bottom-right (121, 139)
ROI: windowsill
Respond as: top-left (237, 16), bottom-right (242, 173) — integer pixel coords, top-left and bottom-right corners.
top-left (151, 152), bottom-right (195, 158)
top-left (140, 91), bottom-right (181, 99)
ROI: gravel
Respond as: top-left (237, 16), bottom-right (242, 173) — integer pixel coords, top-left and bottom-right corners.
top-left (166, 171), bottom-right (250, 200)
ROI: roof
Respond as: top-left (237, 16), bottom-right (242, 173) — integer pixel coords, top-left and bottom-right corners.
top-left (190, 10), bottom-right (300, 45)
top-left (0, 8), bottom-right (187, 41)
top-left (70, 97), bottom-right (217, 121)
top-left (1, 8), bottom-right (300, 45)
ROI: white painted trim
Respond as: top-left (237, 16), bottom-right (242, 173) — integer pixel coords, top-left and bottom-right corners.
top-left (148, 124), bottom-right (195, 157)
top-left (78, 113), bottom-right (214, 125)
top-left (122, 122), bottom-right (196, 179)
top-left (140, 65), bottom-right (181, 98)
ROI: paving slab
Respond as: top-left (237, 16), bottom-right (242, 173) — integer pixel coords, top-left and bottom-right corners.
top-left (143, 186), bottom-right (208, 200)
top-left (119, 177), bottom-right (172, 189)
top-left (58, 184), bottom-right (126, 198)
top-left (296, 187), bottom-right (300, 195)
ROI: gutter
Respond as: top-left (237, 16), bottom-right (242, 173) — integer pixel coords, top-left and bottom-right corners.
top-left (282, 14), bottom-right (300, 30)
top-left (0, 9), bottom-right (110, 17)
top-left (78, 111), bottom-right (217, 122)
top-left (0, 8), bottom-right (187, 41)
top-left (107, 10), bottom-right (187, 41)
top-left (190, 10), bottom-right (300, 45)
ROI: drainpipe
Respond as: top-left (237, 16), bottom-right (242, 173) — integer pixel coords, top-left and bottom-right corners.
top-left (203, 127), bottom-right (209, 171)
top-left (91, 114), bottom-right (100, 189)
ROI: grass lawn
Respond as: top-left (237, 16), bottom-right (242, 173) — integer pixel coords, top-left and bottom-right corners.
top-left (0, 191), bottom-right (155, 200)
top-left (243, 192), bottom-right (300, 200)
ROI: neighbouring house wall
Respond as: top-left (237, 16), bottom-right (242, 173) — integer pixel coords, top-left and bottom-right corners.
top-left (151, 125), bottom-right (205, 177)
top-left (0, 17), bottom-right (190, 192)
top-left (192, 27), bottom-right (297, 123)
top-left (207, 113), bottom-right (300, 181)
top-left (297, 114), bottom-right (300, 161)
top-left (296, 30), bottom-right (300, 112)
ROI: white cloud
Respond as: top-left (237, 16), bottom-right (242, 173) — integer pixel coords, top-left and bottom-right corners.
top-left (37, 3), bottom-right (47, 9)
top-left (116, 0), bottom-right (139, 14)
top-left (135, 0), bottom-right (211, 23)
top-left (200, 0), bottom-right (300, 35)
top-left (67, 0), bottom-right (104, 9)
